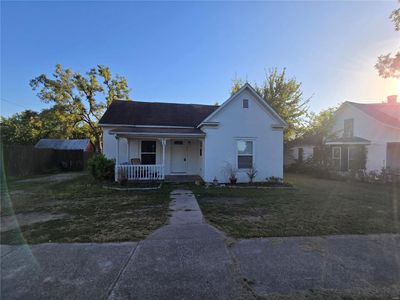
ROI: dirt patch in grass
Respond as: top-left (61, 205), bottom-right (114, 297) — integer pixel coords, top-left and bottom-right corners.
top-left (1, 212), bottom-right (69, 232)
top-left (1, 174), bottom-right (172, 244)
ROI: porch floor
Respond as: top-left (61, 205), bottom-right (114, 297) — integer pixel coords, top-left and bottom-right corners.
top-left (165, 175), bottom-right (203, 184)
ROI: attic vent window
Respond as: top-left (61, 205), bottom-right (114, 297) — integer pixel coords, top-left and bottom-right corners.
top-left (243, 99), bottom-right (249, 109)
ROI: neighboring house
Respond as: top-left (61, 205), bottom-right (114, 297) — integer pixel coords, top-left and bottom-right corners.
top-left (35, 139), bottom-right (94, 152)
top-left (99, 83), bottom-right (287, 182)
top-left (284, 134), bottom-right (319, 167)
top-left (326, 96), bottom-right (400, 172)
top-left (285, 95), bottom-right (400, 172)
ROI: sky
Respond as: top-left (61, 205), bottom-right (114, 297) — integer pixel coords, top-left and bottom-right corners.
top-left (1, 1), bottom-right (399, 117)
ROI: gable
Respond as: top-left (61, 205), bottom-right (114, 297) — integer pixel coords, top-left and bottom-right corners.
top-left (332, 103), bottom-right (400, 142)
top-left (199, 83), bottom-right (287, 128)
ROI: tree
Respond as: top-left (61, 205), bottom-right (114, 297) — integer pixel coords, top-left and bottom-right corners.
top-left (1, 110), bottom-right (41, 145)
top-left (375, 3), bottom-right (400, 78)
top-left (231, 68), bottom-right (311, 141)
top-left (0, 107), bottom-right (90, 145)
top-left (305, 106), bottom-right (337, 144)
top-left (30, 64), bottom-right (131, 151)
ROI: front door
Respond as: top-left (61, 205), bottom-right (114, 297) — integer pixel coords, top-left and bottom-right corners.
top-left (171, 141), bottom-right (187, 173)
top-left (387, 143), bottom-right (400, 170)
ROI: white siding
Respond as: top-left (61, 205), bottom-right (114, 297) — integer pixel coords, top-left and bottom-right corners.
top-left (202, 89), bottom-right (284, 183)
top-left (332, 104), bottom-right (400, 171)
top-left (285, 145), bottom-right (314, 166)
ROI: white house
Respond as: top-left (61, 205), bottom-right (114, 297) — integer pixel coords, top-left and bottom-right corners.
top-left (284, 134), bottom-right (319, 167)
top-left (326, 96), bottom-right (400, 172)
top-left (99, 83), bottom-right (287, 182)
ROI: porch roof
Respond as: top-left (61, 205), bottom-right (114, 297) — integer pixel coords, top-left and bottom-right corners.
top-left (109, 127), bottom-right (206, 138)
top-left (325, 136), bottom-right (371, 145)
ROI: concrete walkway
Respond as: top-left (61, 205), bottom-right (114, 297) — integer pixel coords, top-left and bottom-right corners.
top-left (109, 189), bottom-right (242, 299)
top-left (2, 190), bottom-right (400, 299)
top-left (1, 190), bottom-right (243, 300)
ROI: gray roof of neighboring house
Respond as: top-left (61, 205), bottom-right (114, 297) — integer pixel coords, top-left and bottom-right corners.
top-left (286, 134), bottom-right (321, 148)
top-left (325, 136), bottom-right (371, 145)
top-left (35, 139), bottom-right (92, 151)
top-left (99, 100), bottom-right (219, 127)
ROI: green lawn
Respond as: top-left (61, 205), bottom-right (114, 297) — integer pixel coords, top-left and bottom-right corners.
top-left (1, 174), bottom-right (172, 244)
top-left (3, 173), bottom-right (399, 244)
top-left (193, 173), bottom-right (400, 238)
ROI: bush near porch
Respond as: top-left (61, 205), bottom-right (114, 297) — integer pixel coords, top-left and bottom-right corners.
top-left (193, 173), bottom-right (400, 238)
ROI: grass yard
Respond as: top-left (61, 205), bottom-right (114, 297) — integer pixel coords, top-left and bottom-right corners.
top-left (193, 173), bottom-right (400, 238)
top-left (1, 173), bottom-right (172, 244)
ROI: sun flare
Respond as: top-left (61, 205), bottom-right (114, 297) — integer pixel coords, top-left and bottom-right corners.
top-left (397, 79), bottom-right (400, 96)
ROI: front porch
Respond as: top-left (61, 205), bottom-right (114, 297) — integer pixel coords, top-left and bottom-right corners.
top-left (326, 136), bottom-right (370, 171)
top-left (111, 127), bottom-right (205, 181)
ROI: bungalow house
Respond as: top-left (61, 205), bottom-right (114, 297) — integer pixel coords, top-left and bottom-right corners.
top-left (285, 95), bottom-right (400, 172)
top-left (326, 96), bottom-right (400, 172)
top-left (99, 83), bottom-right (287, 182)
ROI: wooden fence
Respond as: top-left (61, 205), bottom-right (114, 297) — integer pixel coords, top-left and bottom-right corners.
top-left (2, 145), bottom-right (92, 177)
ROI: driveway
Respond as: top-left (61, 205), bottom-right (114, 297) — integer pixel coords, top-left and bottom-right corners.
top-left (1, 189), bottom-right (400, 299)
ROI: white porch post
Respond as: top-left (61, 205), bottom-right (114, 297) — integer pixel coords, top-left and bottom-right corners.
top-left (115, 135), bottom-right (120, 165)
top-left (161, 138), bottom-right (167, 179)
top-left (115, 135), bottom-right (120, 181)
top-left (127, 138), bottom-right (130, 163)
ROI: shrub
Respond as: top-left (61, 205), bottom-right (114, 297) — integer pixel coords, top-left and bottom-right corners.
top-left (246, 167), bottom-right (257, 183)
top-left (266, 176), bottom-right (283, 184)
top-left (87, 154), bottom-right (115, 181)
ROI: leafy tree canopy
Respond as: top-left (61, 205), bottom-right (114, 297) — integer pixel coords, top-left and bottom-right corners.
top-left (376, 3), bottom-right (400, 78)
top-left (304, 106), bottom-right (338, 144)
top-left (30, 64), bottom-right (131, 151)
top-left (231, 68), bottom-right (311, 141)
top-left (1, 107), bottom-right (89, 145)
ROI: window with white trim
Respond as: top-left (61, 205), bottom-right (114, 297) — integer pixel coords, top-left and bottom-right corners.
top-left (332, 147), bottom-right (341, 170)
top-left (237, 140), bottom-right (253, 169)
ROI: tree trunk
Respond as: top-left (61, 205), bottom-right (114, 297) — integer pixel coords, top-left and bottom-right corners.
top-left (93, 131), bottom-right (102, 153)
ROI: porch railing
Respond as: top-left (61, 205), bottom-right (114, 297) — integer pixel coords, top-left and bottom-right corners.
top-left (115, 164), bottom-right (165, 181)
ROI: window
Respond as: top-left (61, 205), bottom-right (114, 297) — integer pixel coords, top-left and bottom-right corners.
top-left (237, 140), bottom-right (253, 169)
top-left (141, 141), bottom-right (156, 164)
top-left (332, 147), bottom-right (341, 170)
top-left (344, 119), bottom-right (354, 138)
top-left (243, 99), bottom-right (249, 108)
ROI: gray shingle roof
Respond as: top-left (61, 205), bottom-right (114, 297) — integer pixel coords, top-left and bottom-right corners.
top-left (99, 100), bottom-right (219, 127)
top-left (325, 136), bottom-right (371, 145)
top-left (35, 139), bottom-right (92, 151)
